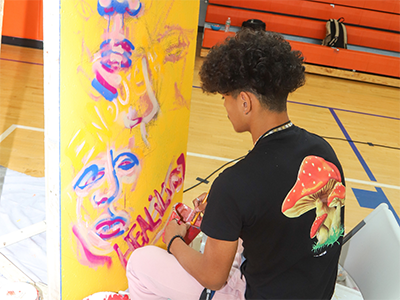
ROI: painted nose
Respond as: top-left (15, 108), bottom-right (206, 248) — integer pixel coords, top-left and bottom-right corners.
top-left (93, 193), bottom-right (115, 206)
top-left (93, 173), bottom-right (120, 206)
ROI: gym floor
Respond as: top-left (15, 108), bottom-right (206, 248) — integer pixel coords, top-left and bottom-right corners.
top-left (0, 40), bottom-right (399, 240)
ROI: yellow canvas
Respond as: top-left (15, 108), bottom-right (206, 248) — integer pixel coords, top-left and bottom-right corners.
top-left (59, 0), bottom-right (199, 298)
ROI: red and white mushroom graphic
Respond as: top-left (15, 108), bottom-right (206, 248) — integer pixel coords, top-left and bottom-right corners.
top-left (282, 156), bottom-right (345, 248)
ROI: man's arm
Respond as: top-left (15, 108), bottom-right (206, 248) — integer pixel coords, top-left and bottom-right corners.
top-left (166, 221), bottom-right (238, 290)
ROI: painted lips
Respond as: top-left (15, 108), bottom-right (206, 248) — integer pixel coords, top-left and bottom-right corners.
top-left (95, 218), bottom-right (127, 239)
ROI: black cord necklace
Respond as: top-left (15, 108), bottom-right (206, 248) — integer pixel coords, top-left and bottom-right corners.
top-left (254, 121), bottom-right (293, 147)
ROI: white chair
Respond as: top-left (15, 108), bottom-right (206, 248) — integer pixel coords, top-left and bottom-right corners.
top-left (338, 203), bottom-right (400, 300)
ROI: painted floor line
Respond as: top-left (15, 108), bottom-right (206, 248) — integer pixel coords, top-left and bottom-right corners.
top-left (0, 125), bottom-right (17, 143)
top-left (15, 125), bottom-right (45, 132)
top-left (289, 100), bottom-right (400, 121)
top-left (193, 85), bottom-right (400, 121)
top-left (330, 108), bottom-right (376, 181)
top-left (0, 125), bottom-right (45, 143)
top-left (345, 178), bottom-right (400, 191)
top-left (187, 152), bottom-right (400, 191)
top-left (0, 57), bottom-right (44, 66)
top-left (187, 151), bottom-right (235, 162)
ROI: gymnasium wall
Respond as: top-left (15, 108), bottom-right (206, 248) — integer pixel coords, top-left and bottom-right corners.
top-left (1, 0), bottom-right (207, 41)
top-left (0, 1), bottom-right (4, 38)
top-left (1, 0), bottom-right (43, 41)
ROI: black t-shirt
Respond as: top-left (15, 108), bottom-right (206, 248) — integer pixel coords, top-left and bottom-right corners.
top-left (201, 125), bottom-right (345, 299)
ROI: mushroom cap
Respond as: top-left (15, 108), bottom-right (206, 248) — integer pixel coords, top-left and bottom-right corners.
top-left (328, 182), bottom-right (346, 207)
top-left (282, 156), bottom-right (342, 217)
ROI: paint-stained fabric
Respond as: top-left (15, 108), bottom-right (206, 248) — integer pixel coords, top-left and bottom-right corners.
top-left (126, 244), bottom-right (246, 300)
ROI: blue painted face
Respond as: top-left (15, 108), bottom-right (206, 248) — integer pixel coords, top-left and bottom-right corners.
top-left (73, 148), bottom-right (140, 245)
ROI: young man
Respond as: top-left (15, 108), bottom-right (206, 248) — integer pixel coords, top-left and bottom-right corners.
top-left (127, 29), bottom-right (345, 299)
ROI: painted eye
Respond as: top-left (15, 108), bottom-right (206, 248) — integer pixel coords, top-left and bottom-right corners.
top-left (74, 165), bottom-right (105, 190)
top-left (118, 159), bottom-right (136, 170)
top-left (114, 152), bottom-right (139, 171)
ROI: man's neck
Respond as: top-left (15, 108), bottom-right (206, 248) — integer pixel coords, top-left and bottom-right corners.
top-left (250, 110), bottom-right (290, 144)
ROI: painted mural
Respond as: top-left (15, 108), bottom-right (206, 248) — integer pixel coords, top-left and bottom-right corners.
top-left (60, 0), bottom-right (198, 298)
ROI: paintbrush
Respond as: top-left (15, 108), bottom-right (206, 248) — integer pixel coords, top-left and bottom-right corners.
top-left (190, 193), bottom-right (208, 226)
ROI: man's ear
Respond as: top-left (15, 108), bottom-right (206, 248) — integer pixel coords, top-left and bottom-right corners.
top-left (239, 91), bottom-right (252, 115)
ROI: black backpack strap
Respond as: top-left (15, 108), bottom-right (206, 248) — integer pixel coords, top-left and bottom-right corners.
top-left (330, 19), bottom-right (340, 46)
top-left (338, 18), bottom-right (348, 48)
top-left (322, 19), bottom-right (333, 46)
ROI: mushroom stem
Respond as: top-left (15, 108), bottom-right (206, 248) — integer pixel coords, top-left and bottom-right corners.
top-left (329, 205), bottom-right (342, 236)
top-left (316, 225), bottom-right (329, 245)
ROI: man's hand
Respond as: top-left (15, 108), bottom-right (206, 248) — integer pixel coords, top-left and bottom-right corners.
top-left (164, 218), bottom-right (189, 245)
top-left (193, 192), bottom-right (208, 213)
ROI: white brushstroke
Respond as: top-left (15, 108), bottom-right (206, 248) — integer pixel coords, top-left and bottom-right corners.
top-left (68, 129), bottom-right (81, 148)
top-left (112, 99), bottom-right (119, 122)
top-left (83, 146), bottom-right (96, 166)
top-left (75, 141), bottom-right (86, 156)
top-left (142, 57), bottom-right (160, 124)
top-left (97, 132), bottom-right (104, 143)
top-left (92, 122), bottom-right (102, 130)
top-left (95, 106), bottom-right (108, 130)
top-left (118, 80), bottom-right (130, 106)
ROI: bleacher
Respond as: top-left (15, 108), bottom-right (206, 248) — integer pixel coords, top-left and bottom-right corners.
top-left (200, 0), bottom-right (400, 87)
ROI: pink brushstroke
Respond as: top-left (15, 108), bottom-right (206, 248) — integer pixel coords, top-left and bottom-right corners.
top-left (72, 225), bottom-right (112, 268)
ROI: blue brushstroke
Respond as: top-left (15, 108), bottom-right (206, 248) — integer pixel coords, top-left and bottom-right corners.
top-left (91, 78), bottom-right (117, 101)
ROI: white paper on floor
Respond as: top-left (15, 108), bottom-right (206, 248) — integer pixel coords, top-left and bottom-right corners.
top-left (0, 167), bottom-right (47, 284)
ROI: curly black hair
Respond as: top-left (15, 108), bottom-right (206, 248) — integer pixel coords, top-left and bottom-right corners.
top-left (199, 29), bottom-right (305, 112)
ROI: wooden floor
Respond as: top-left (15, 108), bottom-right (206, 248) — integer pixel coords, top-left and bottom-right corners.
top-left (0, 45), bottom-right (44, 177)
top-left (0, 43), bottom-right (399, 234)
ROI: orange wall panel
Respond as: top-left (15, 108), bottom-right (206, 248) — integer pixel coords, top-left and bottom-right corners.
top-left (209, 0), bottom-right (399, 32)
top-left (2, 0), bottom-right (43, 41)
top-left (307, 0), bottom-right (400, 14)
top-left (289, 40), bottom-right (400, 77)
top-left (206, 5), bottom-right (326, 39)
top-left (202, 28), bottom-right (235, 48)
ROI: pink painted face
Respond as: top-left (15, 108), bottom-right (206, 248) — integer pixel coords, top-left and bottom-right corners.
top-left (92, 0), bottom-right (143, 102)
top-left (72, 148), bottom-right (140, 259)
top-left (92, 13), bottom-right (134, 102)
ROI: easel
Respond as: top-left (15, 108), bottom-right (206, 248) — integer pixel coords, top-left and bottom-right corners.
top-left (0, 0), bottom-right (4, 51)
